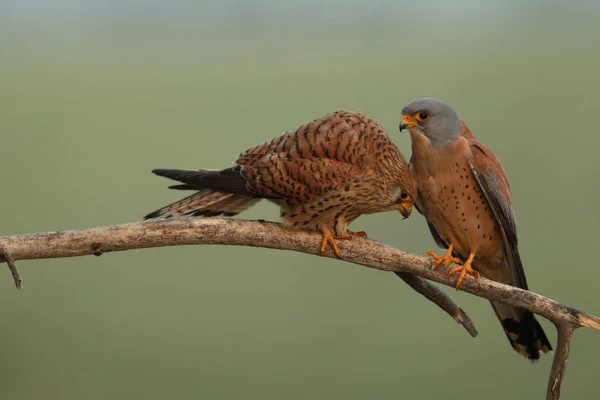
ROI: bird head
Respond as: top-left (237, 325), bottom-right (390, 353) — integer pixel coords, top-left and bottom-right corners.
top-left (399, 98), bottom-right (462, 147)
top-left (396, 189), bottom-right (414, 219)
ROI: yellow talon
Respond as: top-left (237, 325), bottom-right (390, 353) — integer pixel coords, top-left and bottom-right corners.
top-left (448, 252), bottom-right (480, 288)
top-left (319, 230), bottom-right (368, 258)
top-left (347, 230), bottom-right (367, 238)
top-left (320, 231), bottom-right (343, 258)
top-left (427, 244), bottom-right (461, 269)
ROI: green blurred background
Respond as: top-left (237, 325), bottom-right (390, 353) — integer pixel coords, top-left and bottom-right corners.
top-left (1, 1), bottom-right (599, 399)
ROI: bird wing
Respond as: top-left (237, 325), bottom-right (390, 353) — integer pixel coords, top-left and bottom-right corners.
top-left (414, 201), bottom-right (448, 249)
top-left (235, 111), bottom-right (389, 204)
top-left (245, 155), bottom-right (361, 205)
top-left (465, 133), bottom-right (528, 289)
top-left (410, 160), bottom-right (448, 249)
top-left (151, 167), bottom-right (252, 194)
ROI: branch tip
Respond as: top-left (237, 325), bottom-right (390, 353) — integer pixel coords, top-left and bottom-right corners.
top-left (578, 313), bottom-right (600, 331)
top-left (0, 241), bottom-right (23, 290)
top-left (395, 271), bottom-right (478, 337)
top-left (546, 324), bottom-right (575, 400)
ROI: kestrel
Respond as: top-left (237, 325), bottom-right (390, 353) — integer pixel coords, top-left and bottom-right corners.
top-left (145, 111), bottom-right (416, 257)
top-left (400, 98), bottom-right (552, 360)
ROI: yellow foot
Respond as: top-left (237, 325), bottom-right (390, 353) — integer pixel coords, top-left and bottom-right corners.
top-left (320, 231), bottom-right (346, 258)
top-left (347, 230), bottom-right (367, 238)
top-left (448, 253), bottom-right (480, 288)
top-left (427, 244), bottom-right (461, 269)
top-left (319, 231), bottom-right (367, 257)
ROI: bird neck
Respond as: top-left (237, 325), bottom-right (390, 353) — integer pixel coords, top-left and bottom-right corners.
top-left (409, 129), bottom-right (465, 175)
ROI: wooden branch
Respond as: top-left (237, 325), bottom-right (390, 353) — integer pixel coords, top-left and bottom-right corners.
top-left (0, 240), bottom-right (23, 289)
top-left (547, 324), bottom-right (575, 400)
top-left (0, 218), bottom-right (598, 399)
top-left (0, 220), bottom-right (477, 336)
top-left (394, 271), bottom-right (478, 337)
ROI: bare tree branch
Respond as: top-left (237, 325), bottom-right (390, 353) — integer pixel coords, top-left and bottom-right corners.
top-left (394, 271), bottom-right (478, 337)
top-left (0, 219), bottom-right (477, 335)
top-left (0, 218), bottom-right (598, 399)
top-left (547, 324), bottom-right (575, 400)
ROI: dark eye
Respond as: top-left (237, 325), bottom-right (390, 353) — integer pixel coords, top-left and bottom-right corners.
top-left (400, 192), bottom-right (409, 200)
top-left (418, 112), bottom-right (429, 121)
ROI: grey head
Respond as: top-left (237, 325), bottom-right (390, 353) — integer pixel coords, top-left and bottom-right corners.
top-left (400, 98), bottom-right (462, 147)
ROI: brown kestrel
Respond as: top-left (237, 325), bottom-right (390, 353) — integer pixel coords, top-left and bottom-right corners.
top-left (400, 98), bottom-right (552, 359)
top-left (145, 111), bottom-right (416, 257)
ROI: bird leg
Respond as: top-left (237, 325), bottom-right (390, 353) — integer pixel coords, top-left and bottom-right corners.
top-left (427, 244), bottom-right (461, 269)
top-left (346, 230), bottom-right (367, 238)
top-left (320, 231), bottom-right (344, 258)
top-left (448, 252), bottom-right (480, 288)
top-left (319, 231), bottom-right (367, 258)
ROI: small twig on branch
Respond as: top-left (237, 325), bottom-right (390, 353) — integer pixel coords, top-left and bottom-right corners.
top-left (0, 240), bottom-right (22, 289)
top-left (547, 324), bottom-right (575, 400)
top-left (0, 218), bottom-right (598, 399)
top-left (395, 271), bottom-right (478, 337)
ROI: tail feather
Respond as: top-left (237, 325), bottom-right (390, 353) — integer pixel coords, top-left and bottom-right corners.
top-left (144, 168), bottom-right (260, 220)
top-left (144, 189), bottom-right (259, 220)
top-left (152, 167), bottom-right (250, 195)
top-left (168, 184), bottom-right (199, 190)
top-left (491, 302), bottom-right (553, 361)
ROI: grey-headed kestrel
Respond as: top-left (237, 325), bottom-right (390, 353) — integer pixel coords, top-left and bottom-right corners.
top-left (144, 111), bottom-right (416, 257)
top-left (400, 98), bottom-right (552, 360)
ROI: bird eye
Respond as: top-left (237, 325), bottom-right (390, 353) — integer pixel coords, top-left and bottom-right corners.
top-left (417, 112), bottom-right (429, 121)
top-left (400, 192), bottom-right (410, 200)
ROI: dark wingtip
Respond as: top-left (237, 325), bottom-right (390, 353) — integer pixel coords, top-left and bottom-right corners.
top-left (151, 169), bottom-right (172, 177)
top-left (168, 184), bottom-right (197, 190)
top-left (191, 209), bottom-right (222, 217)
top-left (143, 209), bottom-right (162, 220)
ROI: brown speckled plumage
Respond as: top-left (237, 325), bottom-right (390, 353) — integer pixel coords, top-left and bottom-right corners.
top-left (145, 111), bottom-right (416, 256)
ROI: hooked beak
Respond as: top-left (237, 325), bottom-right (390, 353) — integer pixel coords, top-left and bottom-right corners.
top-left (399, 114), bottom-right (418, 132)
top-left (397, 202), bottom-right (413, 219)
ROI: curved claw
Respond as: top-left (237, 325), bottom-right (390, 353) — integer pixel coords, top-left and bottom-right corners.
top-left (320, 232), bottom-right (343, 258)
top-left (347, 230), bottom-right (367, 239)
top-left (319, 231), bottom-right (368, 258)
top-left (427, 244), bottom-right (460, 269)
top-left (448, 253), bottom-right (479, 288)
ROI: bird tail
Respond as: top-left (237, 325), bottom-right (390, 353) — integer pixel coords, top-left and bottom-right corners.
top-left (144, 168), bottom-right (260, 220)
top-left (491, 302), bottom-right (553, 361)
